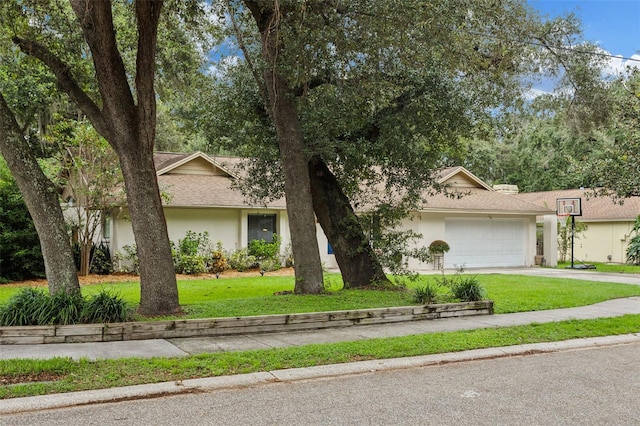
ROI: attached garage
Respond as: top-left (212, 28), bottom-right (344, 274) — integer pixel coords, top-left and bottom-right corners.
top-left (445, 218), bottom-right (526, 268)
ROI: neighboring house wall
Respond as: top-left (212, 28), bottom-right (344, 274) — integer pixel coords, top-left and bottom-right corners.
top-left (570, 220), bottom-right (635, 264)
top-left (512, 189), bottom-right (640, 264)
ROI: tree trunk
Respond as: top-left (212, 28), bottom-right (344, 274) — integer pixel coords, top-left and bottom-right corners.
top-left (118, 145), bottom-right (180, 314)
top-left (309, 155), bottom-right (390, 288)
top-left (246, 1), bottom-right (324, 294)
top-left (79, 242), bottom-right (91, 276)
top-left (0, 93), bottom-right (80, 295)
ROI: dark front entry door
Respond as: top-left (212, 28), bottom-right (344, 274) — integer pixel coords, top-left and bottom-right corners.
top-left (248, 214), bottom-right (277, 243)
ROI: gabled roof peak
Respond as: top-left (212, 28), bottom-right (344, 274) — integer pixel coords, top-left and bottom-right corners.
top-left (155, 151), bottom-right (237, 178)
top-left (437, 166), bottom-right (494, 191)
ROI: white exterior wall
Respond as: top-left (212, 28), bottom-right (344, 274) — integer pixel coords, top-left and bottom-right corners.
top-left (402, 212), bottom-right (538, 270)
top-left (110, 206), bottom-right (542, 271)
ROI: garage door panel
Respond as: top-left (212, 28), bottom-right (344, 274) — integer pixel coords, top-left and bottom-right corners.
top-left (445, 218), bottom-right (525, 268)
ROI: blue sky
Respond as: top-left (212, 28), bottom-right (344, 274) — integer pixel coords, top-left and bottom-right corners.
top-left (530, 0), bottom-right (640, 59)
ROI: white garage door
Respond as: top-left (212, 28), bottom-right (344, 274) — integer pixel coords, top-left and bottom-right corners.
top-left (444, 218), bottom-right (526, 268)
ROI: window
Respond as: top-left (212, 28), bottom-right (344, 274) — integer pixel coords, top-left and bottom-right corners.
top-left (248, 214), bottom-right (276, 243)
top-left (101, 213), bottom-right (111, 242)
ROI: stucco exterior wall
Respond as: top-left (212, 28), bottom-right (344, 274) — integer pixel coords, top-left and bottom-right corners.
top-left (110, 207), bottom-right (292, 263)
top-left (109, 206), bottom-right (542, 272)
top-left (569, 220), bottom-right (635, 264)
top-left (404, 213), bottom-right (539, 270)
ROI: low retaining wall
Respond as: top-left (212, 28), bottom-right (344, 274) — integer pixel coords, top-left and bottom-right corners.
top-left (0, 300), bottom-right (493, 345)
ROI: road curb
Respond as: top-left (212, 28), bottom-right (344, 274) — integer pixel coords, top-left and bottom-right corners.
top-left (2, 333), bottom-right (640, 415)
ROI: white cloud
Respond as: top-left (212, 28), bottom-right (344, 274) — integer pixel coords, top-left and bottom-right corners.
top-left (601, 52), bottom-right (640, 78)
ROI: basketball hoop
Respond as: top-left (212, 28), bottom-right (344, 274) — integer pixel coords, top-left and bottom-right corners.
top-left (557, 213), bottom-right (570, 228)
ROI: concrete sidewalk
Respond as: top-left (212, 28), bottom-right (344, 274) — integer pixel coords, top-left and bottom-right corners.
top-left (2, 296), bottom-right (639, 361)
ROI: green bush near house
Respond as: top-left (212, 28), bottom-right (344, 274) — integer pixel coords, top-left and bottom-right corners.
top-left (248, 234), bottom-right (282, 271)
top-left (228, 248), bottom-right (257, 272)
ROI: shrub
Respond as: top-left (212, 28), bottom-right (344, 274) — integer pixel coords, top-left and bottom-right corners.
top-left (0, 287), bottom-right (132, 326)
top-left (450, 276), bottom-right (485, 302)
top-left (0, 288), bottom-right (84, 326)
top-left (175, 254), bottom-right (206, 274)
top-left (207, 241), bottom-right (229, 273)
top-left (434, 267), bottom-right (486, 302)
top-left (248, 235), bottom-right (281, 261)
top-left (47, 290), bottom-right (84, 325)
top-left (171, 231), bottom-right (212, 275)
top-left (178, 230), bottom-right (211, 257)
top-left (412, 284), bottom-right (440, 304)
top-left (228, 248), bottom-right (257, 272)
top-left (626, 216), bottom-right (640, 265)
top-left (82, 289), bottom-right (132, 323)
top-left (90, 243), bottom-right (113, 275)
top-left (259, 257), bottom-right (282, 272)
top-left (627, 236), bottom-right (640, 265)
top-left (0, 288), bottom-right (50, 326)
top-left (113, 244), bottom-right (139, 274)
top-left (428, 240), bottom-right (450, 254)
top-left (0, 162), bottom-right (46, 281)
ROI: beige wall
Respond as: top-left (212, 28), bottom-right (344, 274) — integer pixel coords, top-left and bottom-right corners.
top-left (111, 207), bottom-right (294, 265)
top-left (569, 220), bottom-right (635, 264)
top-left (110, 206), bottom-right (542, 272)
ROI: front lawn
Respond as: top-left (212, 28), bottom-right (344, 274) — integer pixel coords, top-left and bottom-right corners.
top-left (2, 273), bottom-right (639, 319)
top-left (557, 262), bottom-right (640, 274)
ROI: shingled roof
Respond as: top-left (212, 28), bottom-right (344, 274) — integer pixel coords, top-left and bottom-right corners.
top-left (153, 152), bottom-right (552, 215)
top-left (512, 189), bottom-right (640, 221)
top-left (155, 152), bottom-right (284, 208)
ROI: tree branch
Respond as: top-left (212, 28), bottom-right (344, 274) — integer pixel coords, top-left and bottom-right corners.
top-left (12, 36), bottom-right (108, 137)
top-left (69, 0), bottom-right (135, 133)
top-left (135, 0), bottom-right (163, 151)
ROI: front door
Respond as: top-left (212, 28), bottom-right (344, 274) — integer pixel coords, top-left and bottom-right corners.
top-left (248, 214), bottom-right (277, 243)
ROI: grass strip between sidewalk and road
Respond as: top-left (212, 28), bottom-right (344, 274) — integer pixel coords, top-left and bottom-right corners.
top-left (2, 314), bottom-right (640, 400)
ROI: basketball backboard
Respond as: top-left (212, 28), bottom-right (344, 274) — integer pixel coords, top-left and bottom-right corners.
top-left (556, 197), bottom-right (582, 216)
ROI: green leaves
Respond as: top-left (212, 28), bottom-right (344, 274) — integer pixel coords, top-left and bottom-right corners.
top-left (0, 287), bottom-right (131, 326)
top-left (0, 159), bottom-right (45, 282)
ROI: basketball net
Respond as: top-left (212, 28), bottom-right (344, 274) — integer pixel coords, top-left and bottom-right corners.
top-left (557, 213), bottom-right (570, 228)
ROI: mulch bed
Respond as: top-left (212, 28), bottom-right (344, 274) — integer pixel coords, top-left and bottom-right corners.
top-left (2, 267), bottom-right (296, 288)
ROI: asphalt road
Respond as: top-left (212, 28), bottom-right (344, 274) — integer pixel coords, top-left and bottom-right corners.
top-left (3, 341), bottom-right (639, 426)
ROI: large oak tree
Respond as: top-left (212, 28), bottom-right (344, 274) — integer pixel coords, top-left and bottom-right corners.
top-left (202, 0), bottom-right (595, 287)
top-left (9, 0), bottom-right (180, 314)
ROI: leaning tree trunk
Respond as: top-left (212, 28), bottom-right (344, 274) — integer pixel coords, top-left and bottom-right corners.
top-left (264, 72), bottom-right (324, 294)
top-left (246, 0), bottom-right (324, 294)
top-left (0, 93), bottom-right (80, 295)
top-left (309, 155), bottom-right (390, 288)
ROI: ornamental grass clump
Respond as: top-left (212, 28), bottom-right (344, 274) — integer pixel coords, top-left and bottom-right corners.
top-left (433, 267), bottom-right (486, 303)
top-left (0, 287), bottom-right (131, 326)
top-left (82, 289), bottom-right (132, 323)
top-left (412, 284), bottom-right (440, 304)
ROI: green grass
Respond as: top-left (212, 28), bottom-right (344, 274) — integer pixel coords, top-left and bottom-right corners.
top-left (2, 314), bottom-right (639, 399)
top-left (2, 272), bottom-right (639, 399)
top-left (557, 262), bottom-right (640, 274)
top-left (2, 273), bottom-right (640, 319)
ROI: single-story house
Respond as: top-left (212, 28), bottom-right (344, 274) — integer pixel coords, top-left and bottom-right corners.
top-left (103, 151), bottom-right (556, 271)
top-left (512, 189), bottom-right (640, 264)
